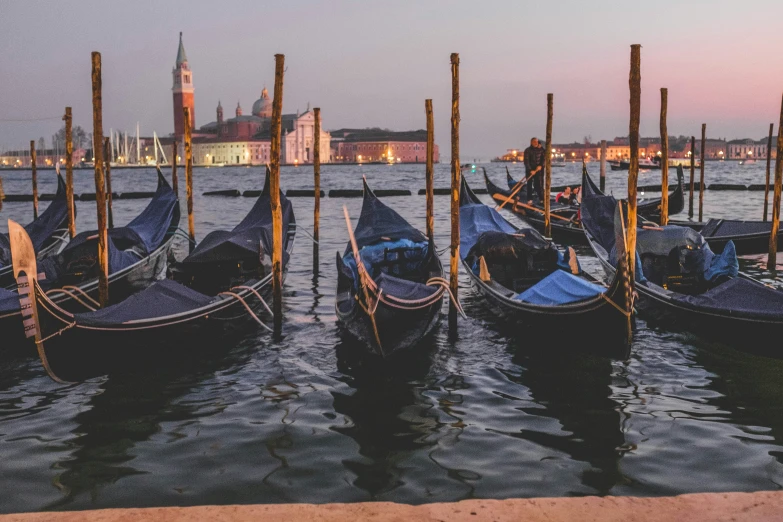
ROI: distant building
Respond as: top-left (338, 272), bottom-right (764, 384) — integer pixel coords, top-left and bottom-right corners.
top-left (331, 128), bottom-right (438, 163)
top-left (0, 148), bottom-right (87, 167)
top-left (726, 138), bottom-right (771, 160)
top-left (166, 33), bottom-right (329, 165)
top-left (683, 139), bottom-right (727, 160)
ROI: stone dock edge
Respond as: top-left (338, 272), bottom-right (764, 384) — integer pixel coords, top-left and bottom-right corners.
top-left (2, 491), bottom-right (783, 521)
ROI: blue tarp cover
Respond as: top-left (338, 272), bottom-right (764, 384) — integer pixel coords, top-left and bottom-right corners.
top-left (514, 269), bottom-right (606, 305)
top-left (37, 173), bottom-right (177, 288)
top-left (349, 182), bottom-right (425, 253)
top-left (0, 175), bottom-right (69, 268)
top-left (0, 287), bottom-right (20, 314)
top-left (704, 240), bottom-right (739, 281)
top-left (124, 178), bottom-right (179, 253)
top-left (459, 204), bottom-right (517, 260)
top-left (376, 272), bottom-right (439, 302)
top-left (674, 277), bottom-right (783, 319)
top-left (183, 171), bottom-right (294, 266)
top-left (74, 279), bottom-right (215, 326)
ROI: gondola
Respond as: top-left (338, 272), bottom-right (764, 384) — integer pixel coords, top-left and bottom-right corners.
top-left (0, 171), bottom-right (71, 288)
top-left (581, 168), bottom-right (783, 354)
top-left (0, 169), bottom-right (180, 345)
top-left (172, 168), bottom-right (295, 295)
top-left (669, 219), bottom-right (783, 256)
top-left (582, 167), bottom-right (783, 255)
top-left (460, 175), bottom-right (633, 358)
top-left (505, 165), bottom-right (685, 220)
top-left (336, 178), bottom-right (445, 357)
top-left (486, 169), bottom-right (586, 244)
top-left (7, 171), bottom-right (296, 382)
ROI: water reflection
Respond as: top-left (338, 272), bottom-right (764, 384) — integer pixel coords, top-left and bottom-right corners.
top-left (44, 342), bottom-right (253, 509)
top-left (331, 337), bottom-right (439, 497)
top-left (503, 344), bottom-right (628, 494)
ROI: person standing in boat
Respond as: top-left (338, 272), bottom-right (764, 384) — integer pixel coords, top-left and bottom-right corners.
top-left (523, 137), bottom-right (545, 203)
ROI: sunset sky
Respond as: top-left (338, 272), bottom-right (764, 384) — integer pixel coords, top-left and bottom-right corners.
top-left (1, 0), bottom-right (782, 158)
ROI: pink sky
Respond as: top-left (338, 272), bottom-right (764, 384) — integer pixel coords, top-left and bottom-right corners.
top-left (0, 0), bottom-right (781, 158)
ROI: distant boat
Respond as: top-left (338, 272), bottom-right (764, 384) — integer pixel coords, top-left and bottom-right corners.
top-left (610, 158), bottom-right (660, 171)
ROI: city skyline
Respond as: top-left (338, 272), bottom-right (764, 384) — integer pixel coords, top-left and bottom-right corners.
top-left (1, 0), bottom-right (782, 159)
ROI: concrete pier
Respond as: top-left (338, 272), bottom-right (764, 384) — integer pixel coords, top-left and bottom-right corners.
top-left (1, 491), bottom-right (782, 522)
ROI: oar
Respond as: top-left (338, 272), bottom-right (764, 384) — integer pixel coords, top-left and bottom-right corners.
top-left (496, 168), bottom-right (539, 210)
top-left (343, 205), bottom-right (384, 357)
top-left (492, 194), bottom-right (574, 223)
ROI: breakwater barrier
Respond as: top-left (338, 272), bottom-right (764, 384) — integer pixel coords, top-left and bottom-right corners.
top-left (0, 185), bottom-right (766, 201)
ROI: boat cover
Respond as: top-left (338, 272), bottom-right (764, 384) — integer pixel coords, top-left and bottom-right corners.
top-left (459, 204), bottom-right (517, 259)
top-left (0, 175), bottom-right (69, 268)
top-left (375, 271), bottom-right (439, 302)
top-left (74, 279), bottom-right (216, 327)
top-left (37, 172), bottom-right (178, 287)
top-left (514, 270), bottom-right (606, 305)
top-left (0, 287), bottom-right (20, 314)
top-left (674, 277), bottom-right (783, 319)
top-left (183, 171), bottom-right (294, 265)
top-left (700, 219), bottom-right (773, 238)
top-left (348, 179), bottom-right (425, 253)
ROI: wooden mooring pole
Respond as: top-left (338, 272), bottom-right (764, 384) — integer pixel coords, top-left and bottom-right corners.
top-left (0, 177), bottom-right (4, 212)
top-left (63, 107), bottom-right (76, 238)
top-left (449, 53), bottom-right (460, 332)
top-left (767, 95), bottom-right (783, 271)
top-left (103, 137), bottom-right (114, 229)
top-left (699, 124), bottom-right (706, 222)
top-left (270, 54), bottom-right (285, 333)
top-left (764, 123), bottom-right (774, 222)
top-left (313, 107), bottom-right (321, 267)
top-left (91, 52), bottom-right (109, 307)
top-left (171, 140), bottom-right (179, 197)
top-left (599, 139), bottom-right (607, 193)
top-left (659, 88), bottom-right (669, 226)
top-left (30, 141), bottom-right (38, 220)
top-left (184, 107), bottom-right (195, 252)
top-left (689, 136), bottom-right (695, 219)
top-left (628, 44), bottom-right (641, 287)
top-left (425, 99), bottom-right (435, 240)
top-left (544, 93), bottom-right (553, 238)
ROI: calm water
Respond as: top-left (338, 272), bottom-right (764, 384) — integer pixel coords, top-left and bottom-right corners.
top-left (1, 162), bottom-right (783, 513)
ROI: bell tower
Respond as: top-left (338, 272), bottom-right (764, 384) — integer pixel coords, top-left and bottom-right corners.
top-left (172, 32), bottom-right (195, 137)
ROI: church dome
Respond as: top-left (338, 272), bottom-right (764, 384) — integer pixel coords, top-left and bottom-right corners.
top-left (252, 87), bottom-right (273, 118)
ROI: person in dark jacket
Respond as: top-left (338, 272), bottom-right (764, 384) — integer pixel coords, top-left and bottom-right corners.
top-left (523, 138), bottom-right (545, 202)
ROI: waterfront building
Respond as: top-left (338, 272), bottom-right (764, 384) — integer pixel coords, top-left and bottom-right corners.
top-left (167, 33), bottom-right (329, 165)
top-left (0, 147), bottom-right (87, 167)
top-left (726, 138), bottom-right (773, 160)
top-left (683, 139), bottom-right (727, 160)
top-left (331, 129), bottom-right (438, 163)
top-left (172, 32), bottom-right (195, 139)
top-left (195, 98), bottom-right (331, 165)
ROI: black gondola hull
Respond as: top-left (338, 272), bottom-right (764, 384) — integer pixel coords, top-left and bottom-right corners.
top-left (586, 222), bottom-right (783, 355)
top-left (463, 260), bottom-right (631, 359)
top-left (336, 293), bottom-right (442, 358)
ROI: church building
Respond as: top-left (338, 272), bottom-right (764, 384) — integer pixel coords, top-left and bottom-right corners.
top-left (169, 33), bottom-right (330, 165)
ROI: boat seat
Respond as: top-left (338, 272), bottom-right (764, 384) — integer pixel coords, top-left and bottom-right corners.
top-left (372, 245), bottom-right (428, 281)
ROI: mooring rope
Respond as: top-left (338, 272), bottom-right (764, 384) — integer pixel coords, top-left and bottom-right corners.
top-left (299, 227), bottom-right (320, 246)
top-left (217, 291), bottom-right (273, 332)
top-left (45, 287), bottom-right (98, 311)
top-left (599, 292), bottom-right (634, 317)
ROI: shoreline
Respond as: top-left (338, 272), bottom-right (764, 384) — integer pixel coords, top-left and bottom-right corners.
top-left (1, 491), bottom-right (781, 521)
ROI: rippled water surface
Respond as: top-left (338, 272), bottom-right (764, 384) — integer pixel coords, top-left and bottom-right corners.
top-left (1, 162), bottom-right (783, 513)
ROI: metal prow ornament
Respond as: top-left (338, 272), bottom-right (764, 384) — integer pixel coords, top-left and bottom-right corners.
top-left (8, 220), bottom-right (67, 383)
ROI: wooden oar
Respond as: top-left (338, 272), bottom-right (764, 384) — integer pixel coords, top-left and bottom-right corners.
top-left (496, 169), bottom-right (539, 210)
top-left (491, 194), bottom-right (574, 222)
top-left (343, 205), bottom-right (384, 357)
